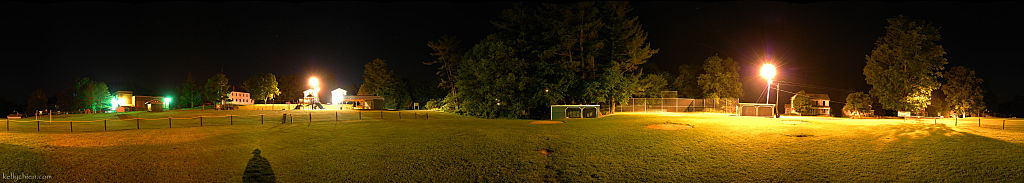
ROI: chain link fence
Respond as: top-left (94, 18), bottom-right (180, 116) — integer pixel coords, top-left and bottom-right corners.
top-left (615, 98), bottom-right (739, 113)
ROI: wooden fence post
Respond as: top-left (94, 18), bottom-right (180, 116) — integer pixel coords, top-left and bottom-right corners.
top-left (69, 121), bottom-right (73, 133)
top-left (37, 120), bottom-right (40, 131)
top-left (979, 118), bottom-right (981, 127)
top-left (1003, 120), bottom-right (1006, 130)
top-left (955, 118), bottom-right (958, 126)
top-left (200, 116), bottom-right (204, 127)
top-left (309, 112), bottom-right (312, 122)
top-left (169, 117), bottom-right (172, 128)
top-left (260, 115), bottom-right (264, 125)
top-left (230, 116), bottom-right (234, 125)
top-left (335, 112), bottom-right (338, 121)
top-left (359, 111), bottom-right (362, 120)
top-left (104, 120), bottom-right (107, 131)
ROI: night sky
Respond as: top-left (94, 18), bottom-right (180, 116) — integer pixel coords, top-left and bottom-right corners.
top-left (2, 1), bottom-right (1022, 115)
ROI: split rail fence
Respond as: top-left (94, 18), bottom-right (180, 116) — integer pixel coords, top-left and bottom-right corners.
top-left (907, 117), bottom-right (1024, 131)
top-left (3, 110), bottom-right (431, 133)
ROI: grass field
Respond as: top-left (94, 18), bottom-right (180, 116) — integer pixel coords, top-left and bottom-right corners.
top-left (2, 110), bottom-right (1023, 182)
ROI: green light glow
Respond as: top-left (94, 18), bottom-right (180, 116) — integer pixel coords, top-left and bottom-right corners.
top-left (110, 97), bottom-right (119, 111)
top-left (164, 97), bottom-right (172, 109)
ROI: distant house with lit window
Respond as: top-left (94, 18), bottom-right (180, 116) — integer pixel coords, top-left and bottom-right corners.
top-left (226, 91), bottom-right (254, 105)
top-left (785, 93), bottom-right (831, 116)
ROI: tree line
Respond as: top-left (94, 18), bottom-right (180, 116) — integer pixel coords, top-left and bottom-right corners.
top-left (417, 2), bottom-right (746, 119)
top-left (23, 78), bottom-right (113, 116)
top-left (840, 15), bottom-right (985, 118)
top-left (413, 3), bottom-right (989, 119)
top-left (20, 72), bottom-right (286, 115)
top-left (17, 5), bottom-right (991, 119)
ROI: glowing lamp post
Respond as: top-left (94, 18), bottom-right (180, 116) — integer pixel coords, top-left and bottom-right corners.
top-left (760, 64), bottom-right (776, 81)
top-left (163, 97), bottom-right (172, 110)
top-left (760, 63), bottom-right (776, 104)
top-left (306, 76), bottom-right (322, 104)
top-left (760, 63), bottom-right (778, 117)
top-left (308, 76), bottom-right (320, 89)
top-left (110, 97), bottom-right (119, 112)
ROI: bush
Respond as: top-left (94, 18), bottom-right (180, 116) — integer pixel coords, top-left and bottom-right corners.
top-left (424, 94), bottom-right (460, 113)
top-left (843, 92), bottom-right (873, 118)
top-left (425, 98), bottom-right (443, 111)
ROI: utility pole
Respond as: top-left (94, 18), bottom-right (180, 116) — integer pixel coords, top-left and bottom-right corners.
top-left (775, 82), bottom-right (780, 118)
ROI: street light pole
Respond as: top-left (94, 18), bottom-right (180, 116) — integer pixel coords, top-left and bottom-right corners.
top-left (766, 80), bottom-right (771, 105)
top-left (760, 63), bottom-right (777, 118)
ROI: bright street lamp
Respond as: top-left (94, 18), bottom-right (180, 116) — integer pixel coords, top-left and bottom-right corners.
top-left (308, 76), bottom-right (320, 89)
top-left (760, 63), bottom-right (779, 118)
top-left (760, 63), bottom-right (776, 81)
top-left (307, 76), bottom-right (322, 104)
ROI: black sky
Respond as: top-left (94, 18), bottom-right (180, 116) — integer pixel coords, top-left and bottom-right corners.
top-left (1, 1), bottom-right (1022, 115)
top-left (631, 1), bottom-right (1024, 113)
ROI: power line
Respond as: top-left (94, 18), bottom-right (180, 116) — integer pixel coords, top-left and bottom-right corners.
top-left (775, 80), bottom-right (856, 92)
top-left (756, 83), bottom-right (768, 103)
top-left (773, 86), bottom-right (846, 104)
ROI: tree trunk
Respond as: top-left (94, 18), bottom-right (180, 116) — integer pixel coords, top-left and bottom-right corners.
top-left (611, 97), bottom-right (616, 114)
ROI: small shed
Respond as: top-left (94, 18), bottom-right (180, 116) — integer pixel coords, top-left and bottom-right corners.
top-left (737, 103), bottom-right (775, 117)
top-left (145, 99), bottom-right (164, 112)
top-left (550, 105), bottom-right (601, 120)
top-left (344, 96), bottom-right (386, 110)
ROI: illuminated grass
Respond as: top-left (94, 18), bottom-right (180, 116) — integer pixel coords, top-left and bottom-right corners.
top-left (1, 111), bottom-right (1022, 182)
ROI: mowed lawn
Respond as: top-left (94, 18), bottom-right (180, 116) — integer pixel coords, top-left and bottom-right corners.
top-left (2, 111), bottom-right (1023, 182)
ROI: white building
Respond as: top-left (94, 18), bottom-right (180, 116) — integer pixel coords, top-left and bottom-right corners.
top-left (786, 93), bottom-right (831, 116)
top-left (227, 91), bottom-right (254, 105)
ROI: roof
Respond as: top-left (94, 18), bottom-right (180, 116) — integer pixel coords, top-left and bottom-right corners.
top-left (805, 94), bottom-right (830, 100)
top-left (143, 99), bottom-right (163, 104)
top-left (792, 93), bottom-right (830, 101)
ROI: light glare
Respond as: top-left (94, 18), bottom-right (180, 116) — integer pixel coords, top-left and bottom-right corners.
top-left (308, 76), bottom-right (320, 89)
top-left (760, 63), bottom-right (776, 81)
top-left (164, 97), bottom-right (172, 109)
top-left (331, 88), bottom-right (347, 105)
top-left (110, 97), bottom-right (118, 111)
